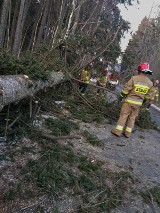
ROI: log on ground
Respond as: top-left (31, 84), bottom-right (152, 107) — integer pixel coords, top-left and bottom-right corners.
top-left (0, 71), bottom-right (65, 110)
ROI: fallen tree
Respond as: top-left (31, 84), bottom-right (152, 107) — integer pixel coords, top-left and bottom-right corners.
top-left (0, 71), bottom-right (65, 111)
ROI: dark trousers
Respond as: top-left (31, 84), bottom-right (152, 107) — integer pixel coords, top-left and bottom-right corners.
top-left (79, 82), bottom-right (88, 94)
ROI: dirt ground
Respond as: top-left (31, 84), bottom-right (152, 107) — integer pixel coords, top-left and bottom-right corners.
top-left (0, 112), bottom-right (160, 212)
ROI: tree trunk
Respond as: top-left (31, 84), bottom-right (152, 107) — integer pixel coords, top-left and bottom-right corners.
top-left (43, 0), bottom-right (53, 45)
top-left (0, 0), bottom-right (10, 48)
top-left (51, 0), bottom-right (66, 47)
top-left (28, 0), bottom-right (45, 51)
top-left (64, 0), bottom-right (76, 39)
top-left (12, 0), bottom-right (26, 57)
top-left (10, 0), bottom-right (20, 49)
top-left (0, 71), bottom-right (64, 110)
top-left (35, 0), bottom-right (50, 47)
top-left (71, 0), bottom-right (83, 35)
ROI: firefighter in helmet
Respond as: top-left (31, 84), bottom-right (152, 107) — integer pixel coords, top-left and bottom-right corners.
top-left (111, 62), bottom-right (153, 138)
top-left (144, 79), bottom-right (159, 110)
top-left (79, 65), bottom-right (92, 95)
top-left (96, 70), bottom-right (108, 95)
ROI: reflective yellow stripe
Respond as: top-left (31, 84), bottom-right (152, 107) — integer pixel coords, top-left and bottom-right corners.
top-left (122, 90), bottom-right (129, 94)
top-left (125, 99), bottom-right (142, 106)
top-left (125, 127), bottom-right (132, 133)
top-left (116, 125), bottom-right (123, 131)
top-left (134, 84), bottom-right (150, 90)
top-left (135, 81), bottom-right (151, 86)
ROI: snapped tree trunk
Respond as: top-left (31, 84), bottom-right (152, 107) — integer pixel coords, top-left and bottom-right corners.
top-left (0, 71), bottom-right (65, 111)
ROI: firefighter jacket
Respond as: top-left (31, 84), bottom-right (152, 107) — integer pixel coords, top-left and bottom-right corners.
top-left (121, 75), bottom-right (153, 106)
top-left (80, 69), bottom-right (90, 83)
top-left (145, 85), bottom-right (159, 102)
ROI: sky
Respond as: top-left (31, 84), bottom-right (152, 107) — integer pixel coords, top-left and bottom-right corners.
top-left (119, 0), bottom-right (160, 52)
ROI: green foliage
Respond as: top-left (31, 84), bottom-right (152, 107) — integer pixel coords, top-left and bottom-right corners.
top-left (68, 101), bottom-right (105, 123)
top-left (0, 50), bottom-right (18, 75)
top-left (78, 158), bottom-right (102, 173)
top-left (82, 130), bottom-right (103, 147)
top-left (3, 182), bottom-right (35, 201)
top-left (136, 110), bottom-right (156, 129)
top-left (0, 49), bottom-right (48, 80)
top-left (20, 146), bottom-right (35, 154)
top-left (4, 189), bottom-right (17, 201)
top-left (140, 187), bottom-right (160, 205)
top-left (19, 53), bottom-right (48, 80)
top-left (17, 141), bottom-right (135, 212)
top-left (45, 117), bottom-right (79, 136)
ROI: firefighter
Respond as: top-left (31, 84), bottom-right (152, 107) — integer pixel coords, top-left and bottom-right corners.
top-left (111, 62), bottom-right (153, 138)
top-left (145, 79), bottom-right (159, 110)
top-left (96, 72), bottom-right (108, 95)
top-left (79, 65), bottom-right (91, 95)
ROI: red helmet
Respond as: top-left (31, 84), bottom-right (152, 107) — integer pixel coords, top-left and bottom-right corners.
top-left (137, 62), bottom-right (153, 75)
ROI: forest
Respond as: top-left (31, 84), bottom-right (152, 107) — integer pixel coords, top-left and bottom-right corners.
top-left (1, 0), bottom-right (160, 212)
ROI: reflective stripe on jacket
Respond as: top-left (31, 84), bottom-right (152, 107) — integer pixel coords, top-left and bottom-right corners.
top-left (122, 75), bottom-right (153, 106)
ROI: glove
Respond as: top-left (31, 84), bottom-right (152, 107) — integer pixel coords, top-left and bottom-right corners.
top-left (118, 95), bottom-right (123, 103)
top-left (142, 99), bottom-right (147, 105)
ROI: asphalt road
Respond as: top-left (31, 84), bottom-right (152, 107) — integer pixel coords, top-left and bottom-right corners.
top-left (150, 106), bottom-right (160, 127)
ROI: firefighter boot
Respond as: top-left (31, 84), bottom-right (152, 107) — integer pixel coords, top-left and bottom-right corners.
top-left (111, 129), bottom-right (121, 137)
top-left (123, 131), bottom-right (130, 138)
top-left (123, 127), bottom-right (132, 138)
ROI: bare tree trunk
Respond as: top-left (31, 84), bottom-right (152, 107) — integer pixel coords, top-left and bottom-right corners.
top-left (64, 0), bottom-right (76, 39)
top-left (51, 0), bottom-right (66, 47)
top-left (0, 71), bottom-right (64, 110)
top-left (6, 0), bottom-right (11, 48)
top-left (43, 0), bottom-right (53, 45)
top-left (89, 0), bottom-right (104, 35)
top-left (19, 0), bottom-right (31, 51)
top-left (0, 0), bottom-right (10, 48)
top-left (81, 0), bottom-right (104, 35)
top-left (10, 0), bottom-right (20, 49)
top-left (12, 0), bottom-right (26, 57)
top-left (28, 0), bottom-right (46, 51)
top-left (35, 0), bottom-right (50, 47)
top-left (71, 0), bottom-right (83, 35)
